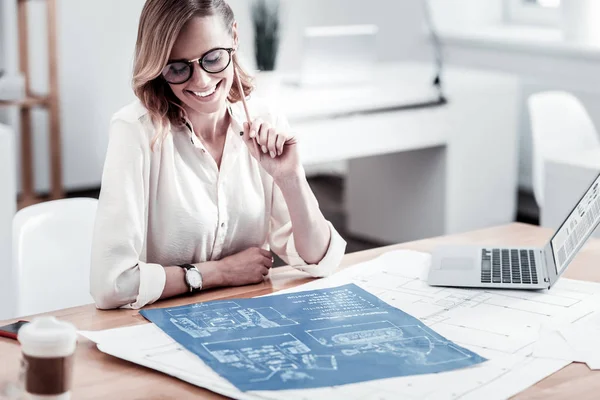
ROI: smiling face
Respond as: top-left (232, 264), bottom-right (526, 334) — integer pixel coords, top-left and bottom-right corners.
top-left (166, 16), bottom-right (237, 117)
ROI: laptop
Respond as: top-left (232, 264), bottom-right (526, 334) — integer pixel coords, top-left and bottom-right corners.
top-left (427, 171), bottom-right (600, 290)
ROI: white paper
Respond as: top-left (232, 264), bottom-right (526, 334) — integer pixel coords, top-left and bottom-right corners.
top-left (532, 329), bottom-right (581, 362)
top-left (558, 320), bottom-right (600, 370)
top-left (80, 250), bottom-right (600, 399)
top-left (80, 324), bottom-right (265, 400)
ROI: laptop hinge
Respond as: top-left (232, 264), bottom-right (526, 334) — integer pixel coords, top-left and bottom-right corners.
top-left (541, 249), bottom-right (551, 284)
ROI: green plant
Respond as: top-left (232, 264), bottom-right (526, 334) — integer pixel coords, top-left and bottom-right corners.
top-left (251, 0), bottom-right (280, 71)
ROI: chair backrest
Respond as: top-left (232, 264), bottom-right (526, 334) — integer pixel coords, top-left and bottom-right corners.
top-left (528, 91), bottom-right (600, 208)
top-left (12, 198), bottom-right (97, 317)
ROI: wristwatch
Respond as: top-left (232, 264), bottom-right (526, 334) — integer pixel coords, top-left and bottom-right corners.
top-left (179, 264), bottom-right (203, 293)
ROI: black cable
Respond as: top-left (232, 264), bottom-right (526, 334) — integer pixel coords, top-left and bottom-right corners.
top-left (422, 0), bottom-right (447, 103)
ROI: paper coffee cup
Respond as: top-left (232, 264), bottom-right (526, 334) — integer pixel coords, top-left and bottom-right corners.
top-left (18, 317), bottom-right (77, 400)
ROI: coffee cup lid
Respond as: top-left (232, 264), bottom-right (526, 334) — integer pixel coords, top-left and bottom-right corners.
top-left (18, 316), bottom-right (77, 358)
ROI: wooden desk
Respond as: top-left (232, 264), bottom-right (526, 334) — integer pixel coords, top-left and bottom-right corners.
top-left (2, 223), bottom-right (599, 399)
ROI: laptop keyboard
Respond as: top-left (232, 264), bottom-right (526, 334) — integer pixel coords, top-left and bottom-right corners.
top-left (480, 249), bottom-right (538, 285)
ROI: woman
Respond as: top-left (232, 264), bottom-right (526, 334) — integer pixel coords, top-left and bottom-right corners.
top-left (90, 0), bottom-right (346, 309)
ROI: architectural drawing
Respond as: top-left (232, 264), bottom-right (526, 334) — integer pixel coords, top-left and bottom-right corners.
top-left (306, 321), bottom-right (471, 366)
top-left (140, 283), bottom-right (486, 391)
top-left (202, 333), bottom-right (337, 384)
top-left (163, 302), bottom-right (299, 338)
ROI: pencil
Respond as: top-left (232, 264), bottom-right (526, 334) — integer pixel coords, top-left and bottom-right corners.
top-left (234, 68), bottom-right (252, 124)
top-left (233, 55), bottom-right (262, 160)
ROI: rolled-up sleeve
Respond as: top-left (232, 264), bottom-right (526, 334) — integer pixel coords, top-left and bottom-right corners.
top-left (90, 118), bottom-right (166, 310)
top-left (268, 182), bottom-right (347, 277)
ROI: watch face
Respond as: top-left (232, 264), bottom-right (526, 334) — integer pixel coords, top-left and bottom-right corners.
top-left (186, 269), bottom-right (203, 289)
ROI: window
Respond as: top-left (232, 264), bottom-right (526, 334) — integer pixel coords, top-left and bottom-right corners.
top-left (505, 0), bottom-right (561, 26)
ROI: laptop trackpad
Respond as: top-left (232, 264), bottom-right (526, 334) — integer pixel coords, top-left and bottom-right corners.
top-left (441, 258), bottom-right (475, 270)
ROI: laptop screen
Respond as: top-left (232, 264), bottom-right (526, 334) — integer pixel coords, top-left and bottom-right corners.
top-left (551, 173), bottom-right (600, 274)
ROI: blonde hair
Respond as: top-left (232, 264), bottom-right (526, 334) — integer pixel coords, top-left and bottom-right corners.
top-left (132, 0), bottom-right (253, 147)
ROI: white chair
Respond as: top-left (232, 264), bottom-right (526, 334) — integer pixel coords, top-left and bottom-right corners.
top-left (528, 91), bottom-right (600, 209)
top-left (0, 123), bottom-right (17, 320)
top-left (12, 198), bottom-right (97, 317)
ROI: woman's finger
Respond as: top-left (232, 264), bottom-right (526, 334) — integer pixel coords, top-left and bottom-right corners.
top-left (250, 118), bottom-right (262, 139)
top-left (257, 121), bottom-right (270, 152)
top-left (264, 256), bottom-right (274, 268)
top-left (241, 122), bottom-right (250, 141)
top-left (267, 128), bottom-right (278, 158)
top-left (240, 122), bottom-right (261, 159)
top-left (259, 249), bottom-right (272, 258)
top-left (252, 119), bottom-right (265, 146)
top-left (275, 134), bottom-right (286, 156)
top-left (261, 266), bottom-right (270, 276)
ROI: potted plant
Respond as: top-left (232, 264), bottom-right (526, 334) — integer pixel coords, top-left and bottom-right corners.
top-left (251, 0), bottom-right (281, 97)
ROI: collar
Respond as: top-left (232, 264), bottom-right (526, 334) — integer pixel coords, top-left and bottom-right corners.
top-left (226, 100), bottom-right (246, 134)
top-left (180, 100), bottom-right (246, 131)
top-left (179, 101), bottom-right (248, 167)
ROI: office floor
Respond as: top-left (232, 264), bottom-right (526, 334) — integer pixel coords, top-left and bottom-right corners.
top-left (67, 174), bottom-right (538, 262)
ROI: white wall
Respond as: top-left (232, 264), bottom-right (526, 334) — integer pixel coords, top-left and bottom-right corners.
top-left (0, 0), bottom-right (19, 74)
top-left (0, 0), bottom-right (19, 93)
top-left (0, 124), bottom-right (16, 320)
top-left (430, 0), bottom-right (504, 27)
top-left (0, 1), bottom-right (4, 73)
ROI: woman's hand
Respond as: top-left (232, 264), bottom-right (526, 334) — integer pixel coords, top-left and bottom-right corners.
top-left (241, 119), bottom-right (302, 182)
top-left (218, 247), bottom-right (273, 286)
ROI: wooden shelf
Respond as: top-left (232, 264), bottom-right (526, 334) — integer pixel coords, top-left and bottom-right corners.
top-left (9, 0), bottom-right (64, 207)
top-left (17, 190), bottom-right (65, 210)
top-left (17, 195), bottom-right (45, 210)
top-left (0, 95), bottom-right (49, 108)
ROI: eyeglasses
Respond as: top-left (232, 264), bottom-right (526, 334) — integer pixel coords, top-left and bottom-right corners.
top-left (161, 47), bottom-right (234, 85)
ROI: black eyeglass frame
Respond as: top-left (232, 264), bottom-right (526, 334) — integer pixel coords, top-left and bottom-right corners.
top-left (161, 47), bottom-right (235, 85)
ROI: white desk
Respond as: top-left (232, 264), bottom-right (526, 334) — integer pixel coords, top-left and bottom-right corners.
top-left (543, 148), bottom-right (600, 237)
top-left (0, 123), bottom-right (16, 320)
top-left (278, 62), bottom-right (520, 243)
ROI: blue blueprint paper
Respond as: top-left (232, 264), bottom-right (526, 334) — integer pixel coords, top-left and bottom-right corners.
top-left (140, 284), bottom-right (486, 391)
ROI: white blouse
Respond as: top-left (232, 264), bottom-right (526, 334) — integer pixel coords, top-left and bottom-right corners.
top-left (90, 97), bottom-right (347, 310)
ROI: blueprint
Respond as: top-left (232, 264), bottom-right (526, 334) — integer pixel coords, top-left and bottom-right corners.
top-left (139, 284), bottom-right (486, 391)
